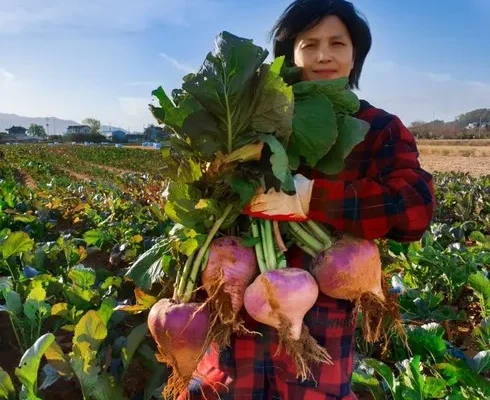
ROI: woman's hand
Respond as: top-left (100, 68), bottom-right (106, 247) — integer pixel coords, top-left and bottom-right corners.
top-left (243, 174), bottom-right (314, 221)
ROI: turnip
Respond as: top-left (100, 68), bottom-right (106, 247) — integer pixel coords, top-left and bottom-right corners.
top-left (148, 299), bottom-right (211, 399)
top-left (243, 218), bottom-right (332, 381)
top-left (287, 221), bottom-right (404, 344)
top-left (147, 204), bottom-right (235, 400)
top-left (201, 235), bottom-right (259, 347)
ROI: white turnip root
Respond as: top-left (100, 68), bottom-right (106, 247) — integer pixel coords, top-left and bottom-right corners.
top-left (148, 299), bottom-right (212, 400)
top-left (244, 219), bottom-right (332, 380)
top-left (202, 236), bottom-right (259, 347)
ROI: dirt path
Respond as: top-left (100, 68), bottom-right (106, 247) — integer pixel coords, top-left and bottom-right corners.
top-left (419, 154), bottom-right (490, 176)
top-left (66, 169), bottom-right (93, 182)
top-left (13, 169), bottom-right (37, 189)
top-left (86, 161), bottom-right (137, 176)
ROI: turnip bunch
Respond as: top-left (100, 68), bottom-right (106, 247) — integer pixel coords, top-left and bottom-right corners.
top-left (138, 30), bottom-right (370, 397)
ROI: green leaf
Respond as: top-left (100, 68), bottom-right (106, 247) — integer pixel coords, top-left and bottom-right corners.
top-left (70, 356), bottom-right (100, 400)
top-left (116, 288), bottom-right (157, 314)
top-left (0, 231), bottom-right (34, 260)
top-left (91, 373), bottom-right (127, 400)
top-left (401, 326), bottom-right (447, 363)
top-left (399, 356), bottom-right (424, 399)
top-left (293, 77), bottom-right (360, 114)
top-left (182, 31), bottom-right (268, 151)
top-left (23, 294), bottom-right (51, 323)
top-left (44, 341), bottom-right (72, 377)
top-left (68, 265), bottom-right (96, 289)
top-left (468, 272), bottom-right (490, 311)
top-left (0, 367), bottom-right (15, 400)
top-left (125, 240), bottom-right (173, 291)
top-left (13, 214), bottom-right (37, 223)
top-left (228, 176), bottom-right (260, 207)
top-left (83, 230), bottom-right (110, 248)
top-left (179, 238), bottom-right (199, 257)
top-left (121, 323), bottom-right (148, 374)
top-left (435, 359), bottom-right (490, 397)
top-left (63, 285), bottom-right (94, 311)
top-left (251, 64), bottom-right (293, 144)
top-left (73, 310), bottom-right (107, 357)
top-left (97, 297), bottom-right (116, 326)
top-left (259, 134), bottom-right (295, 192)
top-left (151, 86), bottom-right (200, 132)
top-left (15, 333), bottom-right (55, 400)
top-left (290, 93), bottom-right (338, 167)
top-left (315, 116), bottom-right (370, 175)
top-left (164, 182), bottom-right (204, 230)
top-left (1, 289), bottom-right (22, 315)
top-left (469, 231), bottom-right (486, 243)
top-left (351, 370), bottom-right (385, 400)
top-left (181, 111), bottom-right (221, 158)
top-left (0, 277), bottom-right (12, 292)
top-left (423, 377), bottom-right (447, 399)
top-left (363, 358), bottom-right (396, 396)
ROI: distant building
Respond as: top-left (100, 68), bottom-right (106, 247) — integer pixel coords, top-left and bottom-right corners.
top-left (111, 130), bottom-right (127, 142)
top-left (66, 125), bottom-right (90, 134)
top-left (6, 126), bottom-right (28, 136)
top-left (126, 133), bottom-right (144, 143)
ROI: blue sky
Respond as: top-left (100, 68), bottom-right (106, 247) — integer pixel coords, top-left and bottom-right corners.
top-left (0, 0), bottom-right (489, 133)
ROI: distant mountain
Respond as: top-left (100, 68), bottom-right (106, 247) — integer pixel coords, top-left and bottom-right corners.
top-left (0, 112), bottom-right (126, 135)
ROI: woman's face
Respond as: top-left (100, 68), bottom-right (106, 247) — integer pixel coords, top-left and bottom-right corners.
top-left (293, 16), bottom-right (354, 82)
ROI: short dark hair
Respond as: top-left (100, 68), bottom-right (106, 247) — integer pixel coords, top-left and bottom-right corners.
top-left (270, 0), bottom-right (372, 89)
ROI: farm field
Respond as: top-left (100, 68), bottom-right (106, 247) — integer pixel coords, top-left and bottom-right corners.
top-left (0, 143), bottom-right (489, 399)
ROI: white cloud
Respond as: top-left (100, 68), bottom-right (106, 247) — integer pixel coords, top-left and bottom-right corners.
top-left (358, 60), bottom-right (490, 124)
top-left (160, 52), bottom-right (196, 74)
top-left (0, 0), bottom-right (214, 33)
top-left (0, 68), bottom-right (15, 85)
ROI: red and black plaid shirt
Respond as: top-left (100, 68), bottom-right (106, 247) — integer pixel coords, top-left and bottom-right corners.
top-left (180, 100), bottom-right (436, 400)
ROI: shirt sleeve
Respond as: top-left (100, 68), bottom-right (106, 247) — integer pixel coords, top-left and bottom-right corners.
top-left (307, 116), bottom-right (436, 242)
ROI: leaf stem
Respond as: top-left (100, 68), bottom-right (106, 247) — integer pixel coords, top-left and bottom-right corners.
top-left (264, 220), bottom-right (277, 270)
top-left (251, 218), bottom-right (267, 274)
top-left (259, 219), bottom-right (270, 270)
top-left (288, 222), bottom-right (324, 254)
top-left (287, 228), bottom-right (317, 258)
top-left (175, 252), bottom-right (195, 300)
top-left (304, 220), bottom-right (333, 248)
top-left (224, 88), bottom-right (233, 153)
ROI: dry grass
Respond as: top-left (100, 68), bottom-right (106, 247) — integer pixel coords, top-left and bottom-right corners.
top-left (418, 146), bottom-right (490, 157)
top-left (417, 142), bottom-right (490, 176)
top-left (418, 139), bottom-right (490, 146)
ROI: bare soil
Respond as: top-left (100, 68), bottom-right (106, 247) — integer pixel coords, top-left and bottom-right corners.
top-left (419, 154), bottom-right (490, 176)
top-left (13, 169), bottom-right (37, 189)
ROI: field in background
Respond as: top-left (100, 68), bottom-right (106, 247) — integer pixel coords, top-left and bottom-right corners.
top-left (0, 143), bottom-right (489, 398)
top-left (415, 139), bottom-right (490, 176)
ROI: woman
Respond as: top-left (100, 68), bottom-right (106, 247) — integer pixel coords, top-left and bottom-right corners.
top-left (181, 1), bottom-right (436, 399)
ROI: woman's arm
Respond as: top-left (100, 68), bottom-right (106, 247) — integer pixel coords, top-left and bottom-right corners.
top-left (308, 116), bottom-right (436, 242)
